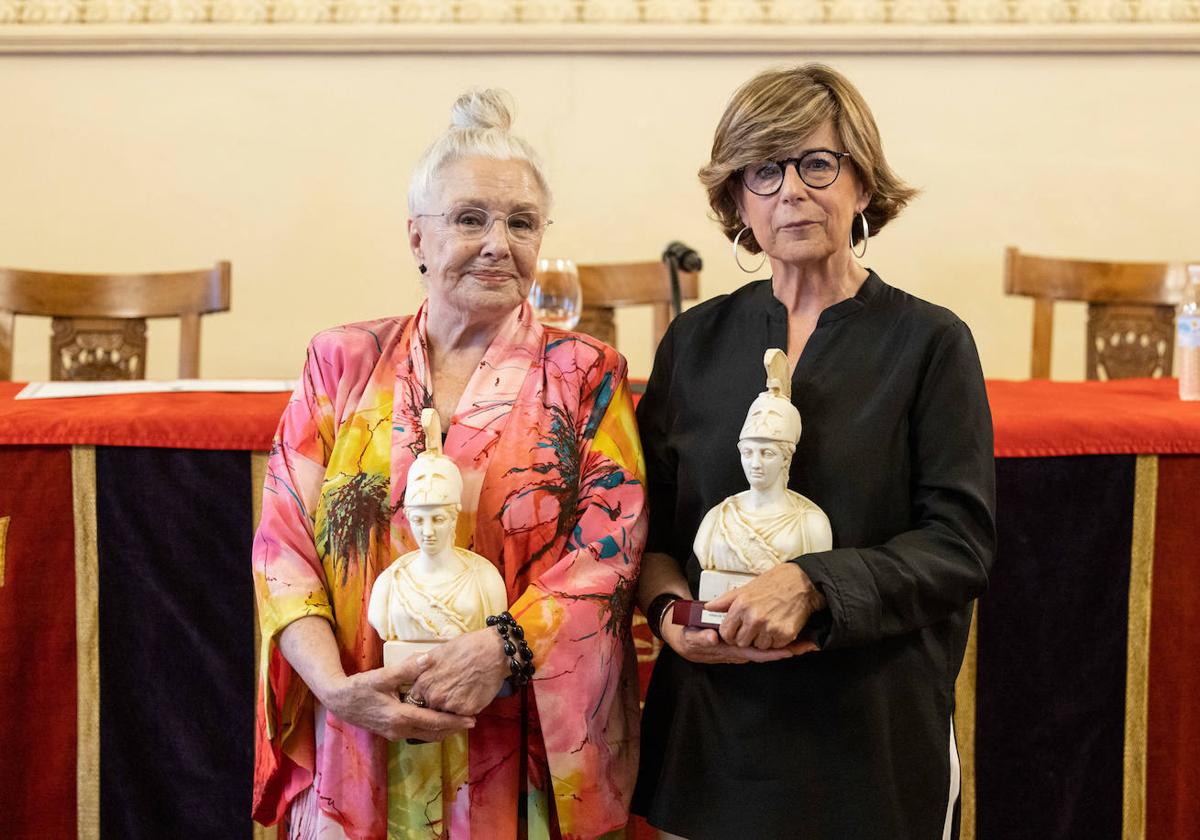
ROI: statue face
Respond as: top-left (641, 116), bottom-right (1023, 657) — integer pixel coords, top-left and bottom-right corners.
top-left (738, 439), bottom-right (788, 492)
top-left (406, 504), bottom-right (458, 556)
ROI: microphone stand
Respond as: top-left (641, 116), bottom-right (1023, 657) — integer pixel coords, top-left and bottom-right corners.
top-left (662, 241), bottom-right (702, 320)
top-left (664, 253), bottom-right (684, 319)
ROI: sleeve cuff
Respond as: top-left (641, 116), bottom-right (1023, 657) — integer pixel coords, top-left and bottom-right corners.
top-left (791, 551), bottom-right (851, 650)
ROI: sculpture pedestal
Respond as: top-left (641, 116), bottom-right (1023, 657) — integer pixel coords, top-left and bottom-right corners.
top-left (383, 639), bottom-right (442, 673)
top-left (698, 568), bottom-right (756, 601)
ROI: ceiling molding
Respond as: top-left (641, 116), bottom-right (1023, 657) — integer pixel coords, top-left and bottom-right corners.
top-left (1, 21), bottom-right (1198, 55)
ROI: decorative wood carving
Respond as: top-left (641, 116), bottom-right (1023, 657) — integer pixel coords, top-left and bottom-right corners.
top-left (51, 317), bottom-right (147, 381)
top-left (1086, 303), bottom-right (1175, 380)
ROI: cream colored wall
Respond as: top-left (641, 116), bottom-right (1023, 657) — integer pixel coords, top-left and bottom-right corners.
top-left (2, 50), bottom-right (1198, 383)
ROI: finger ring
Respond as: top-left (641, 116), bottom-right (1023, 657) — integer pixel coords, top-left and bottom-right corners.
top-left (403, 692), bottom-right (427, 708)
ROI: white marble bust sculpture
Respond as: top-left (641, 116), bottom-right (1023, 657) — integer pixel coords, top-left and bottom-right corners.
top-left (694, 349), bottom-right (833, 602)
top-left (367, 408), bottom-right (507, 667)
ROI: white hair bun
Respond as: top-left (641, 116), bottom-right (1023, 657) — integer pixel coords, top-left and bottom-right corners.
top-left (449, 89), bottom-right (515, 132)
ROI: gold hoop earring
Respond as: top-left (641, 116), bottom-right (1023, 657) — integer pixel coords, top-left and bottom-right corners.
top-left (733, 226), bottom-right (767, 275)
top-left (851, 212), bottom-right (869, 259)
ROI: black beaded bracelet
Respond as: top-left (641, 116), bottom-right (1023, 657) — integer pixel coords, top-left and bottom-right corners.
top-left (646, 593), bottom-right (681, 641)
top-left (486, 611), bottom-right (535, 686)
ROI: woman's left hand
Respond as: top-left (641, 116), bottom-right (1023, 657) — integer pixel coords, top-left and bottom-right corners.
top-left (405, 628), bottom-right (511, 716)
top-left (705, 562), bottom-right (827, 650)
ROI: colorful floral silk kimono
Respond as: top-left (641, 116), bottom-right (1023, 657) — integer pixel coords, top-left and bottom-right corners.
top-left (252, 302), bottom-right (646, 839)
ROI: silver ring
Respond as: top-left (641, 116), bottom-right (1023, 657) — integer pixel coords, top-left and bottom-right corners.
top-left (403, 692), bottom-right (427, 708)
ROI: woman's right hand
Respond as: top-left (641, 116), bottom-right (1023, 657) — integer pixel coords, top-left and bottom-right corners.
top-left (320, 658), bottom-right (477, 743)
top-left (660, 619), bottom-right (816, 665)
top-left (279, 616), bottom-right (474, 743)
top-left (639, 552), bottom-right (815, 665)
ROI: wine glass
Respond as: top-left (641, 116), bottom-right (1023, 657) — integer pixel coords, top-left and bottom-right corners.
top-left (529, 258), bottom-right (582, 330)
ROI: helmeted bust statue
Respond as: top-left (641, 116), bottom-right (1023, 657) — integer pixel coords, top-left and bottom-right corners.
top-left (693, 349), bottom-right (833, 604)
top-left (367, 408), bottom-right (508, 667)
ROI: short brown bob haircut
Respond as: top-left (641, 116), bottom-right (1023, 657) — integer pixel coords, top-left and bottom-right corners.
top-left (700, 64), bottom-right (917, 254)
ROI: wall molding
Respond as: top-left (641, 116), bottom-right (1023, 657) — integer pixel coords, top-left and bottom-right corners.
top-left (1, 1), bottom-right (1198, 55)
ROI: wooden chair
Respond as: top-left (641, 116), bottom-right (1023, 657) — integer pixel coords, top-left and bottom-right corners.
top-left (0, 262), bottom-right (231, 381)
top-left (1004, 247), bottom-right (1190, 380)
top-left (575, 260), bottom-right (700, 358)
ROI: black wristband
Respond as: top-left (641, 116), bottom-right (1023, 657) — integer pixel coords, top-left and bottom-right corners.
top-left (486, 611), bottom-right (535, 686)
top-left (646, 593), bottom-right (681, 641)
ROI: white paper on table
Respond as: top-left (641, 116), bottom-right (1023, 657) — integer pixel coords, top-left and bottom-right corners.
top-left (15, 379), bottom-right (297, 399)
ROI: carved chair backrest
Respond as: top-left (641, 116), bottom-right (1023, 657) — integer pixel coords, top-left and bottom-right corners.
top-left (1003, 247), bottom-right (1189, 380)
top-left (0, 262), bottom-right (231, 381)
top-left (575, 261), bottom-right (700, 359)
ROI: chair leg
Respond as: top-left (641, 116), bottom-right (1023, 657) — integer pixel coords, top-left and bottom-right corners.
top-left (0, 311), bottom-right (13, 380)
top-left (179, 313), bottom-right (201, 379)
top-left (1031, 299), bottom-right (1053, 379)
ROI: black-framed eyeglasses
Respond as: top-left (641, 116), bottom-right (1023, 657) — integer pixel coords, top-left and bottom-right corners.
top-left (740, 150), bottom-right (852, 196)
top-left (414, 205), bottom-right (552, 245)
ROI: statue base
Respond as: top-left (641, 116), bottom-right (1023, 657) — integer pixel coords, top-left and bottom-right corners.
top-left (383, 639), bottom-right (443, 677)
top-left (697, 568), bottom-right (757, 601)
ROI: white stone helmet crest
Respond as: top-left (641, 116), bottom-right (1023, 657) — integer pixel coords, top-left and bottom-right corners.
top-left (738, 349), bottom-right (802, 444)
top-left (405, 408), bottom-right (464, 506)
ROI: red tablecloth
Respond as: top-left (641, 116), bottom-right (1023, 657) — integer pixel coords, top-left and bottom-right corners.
top-left (987, 378), bottom-right (1200, 457)
top-left (2, 377), bottom-right (1198, 840)
top-left (3, 378), bottom-right (1200, 456)
top-left (0, 381), bottom-right (289, 450)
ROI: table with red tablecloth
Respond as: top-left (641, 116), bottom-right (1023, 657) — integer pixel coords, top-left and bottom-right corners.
top-left (1, 379), bottom-right (1197, 840)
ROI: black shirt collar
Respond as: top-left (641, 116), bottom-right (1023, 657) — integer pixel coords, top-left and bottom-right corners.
top-left (756, 269), bottom-right (881, 327)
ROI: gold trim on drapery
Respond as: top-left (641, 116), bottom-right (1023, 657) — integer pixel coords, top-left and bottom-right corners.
top-left (0, 515), bottom-right (10, 587)
top-left (250, 450), bottom-right (277, 840)
top-left (71, 446), bottom-right (100, 840)
top-left (1123, 455), bottom-right (1158, 840)
top-left (954, 604), bottom-right (979, 840)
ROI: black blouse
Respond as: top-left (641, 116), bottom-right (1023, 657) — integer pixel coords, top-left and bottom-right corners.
top-left (632, 272), bottom-right (996, 840)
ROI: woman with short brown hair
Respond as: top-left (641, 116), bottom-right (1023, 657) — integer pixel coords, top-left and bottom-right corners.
top-left (633, 64), bottom-right (995, 839)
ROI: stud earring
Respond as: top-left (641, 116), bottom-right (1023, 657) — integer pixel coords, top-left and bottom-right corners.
top-left (419, 264), bottom-right (427, 274)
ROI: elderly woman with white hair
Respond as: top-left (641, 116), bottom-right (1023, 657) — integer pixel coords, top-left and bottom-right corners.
top-left (252, 90), bottom-right (646, 839)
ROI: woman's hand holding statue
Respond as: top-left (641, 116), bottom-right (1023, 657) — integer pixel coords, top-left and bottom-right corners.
top-left (406, 628), bottom-right (511, 716)
top-left (321, 662), bottom-right (475, 743)
top-left (661, 621), bottom-right (804, 665)
top-left (704, 562), bottom-right (826, 651)
top-left (279, 615), bottom-right (476, 743)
